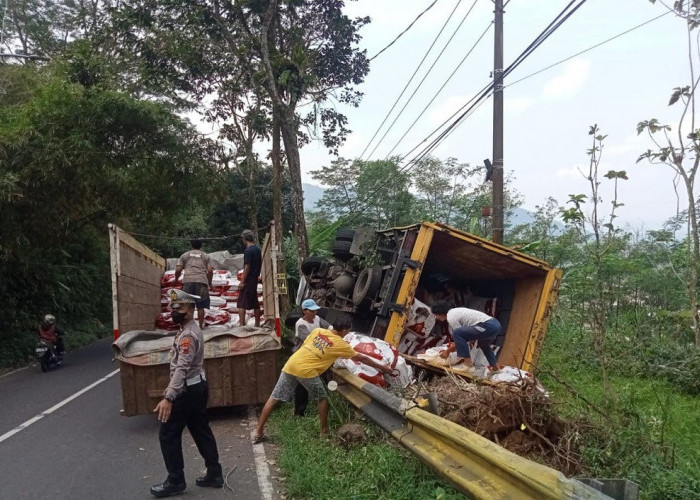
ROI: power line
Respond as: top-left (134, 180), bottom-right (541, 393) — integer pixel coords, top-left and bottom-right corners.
top-left (506, 10), bottom-right (673, 88)
top-left (383, 20), bottom-right (493, 159)
top-left (405, 0), bottom-right (592, 166)
top-left (366, 0), bottom-right (482, 160)
top-left (315, 0), bottom-right (592, 233)
top-left (368, 0), bottom-right (440, 61)
top-left (358, 0), bottom-right (465, 160)
top-left (341, 0), bottom-right (592, 225)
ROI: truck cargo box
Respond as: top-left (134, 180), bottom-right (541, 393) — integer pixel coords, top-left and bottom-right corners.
top-left (299, 222), bottom-right (561, 372)
top-left (108, 223), bottom-right (283, 415)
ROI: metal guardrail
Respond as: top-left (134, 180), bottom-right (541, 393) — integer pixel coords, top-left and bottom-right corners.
top-left (332, 368), bottom-right (614, 500)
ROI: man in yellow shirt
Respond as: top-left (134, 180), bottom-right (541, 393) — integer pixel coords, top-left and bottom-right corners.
top-left (253, 314), bottom-right (392, 442)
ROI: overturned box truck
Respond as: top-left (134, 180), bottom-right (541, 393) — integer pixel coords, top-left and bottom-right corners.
top-left (108, 223), bottom-right (284, 416)
top-left (294, 222), bottom-right (561, 372)
top-left (298, 223), bottom-right (639, 499)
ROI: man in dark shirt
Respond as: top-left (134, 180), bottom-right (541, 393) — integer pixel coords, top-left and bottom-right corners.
top-left (237, 229), bottom-right (262, 327)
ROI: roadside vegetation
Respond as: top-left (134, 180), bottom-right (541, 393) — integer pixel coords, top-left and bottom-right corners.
top-left (2, 1), bottom-right (700, 499)
top-left (268, 394), bottom-right (463, 500)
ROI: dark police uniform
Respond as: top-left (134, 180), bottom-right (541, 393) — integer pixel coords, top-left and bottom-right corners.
top-left (155, 313), bottom-right (222, 494)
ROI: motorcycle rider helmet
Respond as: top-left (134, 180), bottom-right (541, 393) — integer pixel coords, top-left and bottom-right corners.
top-left (43, 314), bottom-right (56, 324)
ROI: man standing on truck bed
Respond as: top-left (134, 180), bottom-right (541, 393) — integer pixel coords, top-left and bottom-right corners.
top-left (238, 229), bottom-right (262, 327)
top-left (151, 289), bottom-right (223, 498)
top-left (431, 301), bottom-right (501, 373)
top-left (175, 238), bottom-right (213, 330)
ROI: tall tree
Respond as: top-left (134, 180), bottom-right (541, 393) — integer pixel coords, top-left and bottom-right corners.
top-left (311, 157), bottom-right (414, 229)
top-left (638, 0), bottom-right (700, 346)
top-left (107, 0), bottom-right (370, 269)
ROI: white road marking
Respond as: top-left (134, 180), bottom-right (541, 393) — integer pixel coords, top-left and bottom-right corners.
top-left (0, 368), bottom-right (120, 444)
top-left (0, 365), bottom-right (31, 379)
top-left (247, 406), bottom-right (275, 500)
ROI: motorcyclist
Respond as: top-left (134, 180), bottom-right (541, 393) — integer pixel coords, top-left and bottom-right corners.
top-left (38, 314), bottom-right (65, 357)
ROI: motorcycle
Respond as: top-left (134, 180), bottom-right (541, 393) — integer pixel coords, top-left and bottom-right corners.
top-left (35, 339), bottom-right (63, 372)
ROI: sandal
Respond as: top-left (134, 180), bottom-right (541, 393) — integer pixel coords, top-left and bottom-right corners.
top-left (252, 434), bottom-right (267, 444)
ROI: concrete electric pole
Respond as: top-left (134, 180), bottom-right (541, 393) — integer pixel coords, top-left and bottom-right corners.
top-left (492, 0), bottom-right (505, 244)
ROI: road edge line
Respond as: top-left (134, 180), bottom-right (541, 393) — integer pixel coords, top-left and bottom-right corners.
top-left (0, 368), bottom-right (120, 445)
top-left (247, 406), bottom-right (275, 500)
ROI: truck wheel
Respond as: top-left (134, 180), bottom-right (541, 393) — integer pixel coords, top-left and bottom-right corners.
top-left (284, 311), bottom-right (303, 329)
top-left (332, 240), bottom-right (352, 260)
top-left (353, 266), bottom-right (383, 307)
top-left (335, 228), bottom-right (355, 242)
top-left (301, 256), bottom-right (329, 276)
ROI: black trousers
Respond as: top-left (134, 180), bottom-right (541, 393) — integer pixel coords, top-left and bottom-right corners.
top-left (159, 381), bottom-right (221, 482)
top-left (294, 383), bottom-right (309, 416)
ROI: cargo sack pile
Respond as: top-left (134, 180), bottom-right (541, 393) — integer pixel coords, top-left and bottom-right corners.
top-left (157, 269), bottom-right (263, 330)
top-left (335, 333), bottom-right (413, 388)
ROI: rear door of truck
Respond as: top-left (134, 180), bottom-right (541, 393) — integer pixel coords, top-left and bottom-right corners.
top-left (108, 224), bottom-right (165, 339)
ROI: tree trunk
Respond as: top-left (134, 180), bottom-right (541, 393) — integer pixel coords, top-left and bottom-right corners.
top-left (272, 108), bottom-right (290, 315)
top-left (278, 105), bottom-right (309, 264)
top-left (272, 109), bottom-right (283, 250)
top-left (246, 156), bottom-right (259, 240)
top-left (685, 181), bottom-right (700, 345)
top-left (260, 0), bottom-right (309, 268)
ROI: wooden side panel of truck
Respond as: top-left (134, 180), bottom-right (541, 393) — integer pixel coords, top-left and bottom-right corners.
top-left (109, 224), bottom-right (280, 416)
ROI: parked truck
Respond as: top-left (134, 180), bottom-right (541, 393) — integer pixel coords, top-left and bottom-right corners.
top-left (108, 223), bottom-right (285, 416)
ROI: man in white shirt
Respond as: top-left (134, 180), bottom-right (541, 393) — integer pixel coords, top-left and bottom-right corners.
top-left (293, 299), bottom-right (331, 416)
top-left (430, 301), bottom-right (501, 371)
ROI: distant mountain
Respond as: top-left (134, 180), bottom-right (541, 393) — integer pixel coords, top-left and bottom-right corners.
top-left (303, 183), bottom-right (326, 211)
top-left (508, 207), bottom-right (536, 226)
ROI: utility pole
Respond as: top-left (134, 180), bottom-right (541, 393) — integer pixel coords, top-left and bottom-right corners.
top-left (492, 0), bottom-right (505, 244)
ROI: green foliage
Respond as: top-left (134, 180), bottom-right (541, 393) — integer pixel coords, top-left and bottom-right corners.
top-left (311, 157), bottom-right (416, 229)
top-left (540, 318), bottom-right (700, 499)
top-left (268, 395), bottom-right (463, 500)
top-left (0, 62), bottom-right (221, 366)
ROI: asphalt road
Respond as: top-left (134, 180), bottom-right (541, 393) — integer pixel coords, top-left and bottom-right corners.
top-left (0, 338), bottom-right (283, 500)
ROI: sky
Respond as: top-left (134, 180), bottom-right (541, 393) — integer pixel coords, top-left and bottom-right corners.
top-left (294, 0), bottom-right (693, 231)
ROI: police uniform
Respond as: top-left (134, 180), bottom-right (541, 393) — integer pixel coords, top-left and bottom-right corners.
top-left (151, 289), bottom-right (223, 498)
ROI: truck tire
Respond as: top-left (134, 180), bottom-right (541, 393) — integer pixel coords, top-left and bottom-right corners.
top-left (301, 256), bottom-right (329, 276)
top-left (353, 266), bottom-right (383, 307)
top-left (332, 240), bottom-right (352, 260)
top-left (335, 228), bottom-right (355, 242)
top-left (284, 311), bottom-right (303, 329)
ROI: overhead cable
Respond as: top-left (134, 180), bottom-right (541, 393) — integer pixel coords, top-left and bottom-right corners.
top-left (358, 0), bottom-right (465, 160)
top-left (507, 10), bottom-right (673, 88)
top-left (383, 20), bottom-right (493, 159)
top-left (318, 0), bottom-right (592, 229)
top-left (365, 0), bottom-right (482, 160)
top-left (368, 0), bottom-right (440, 61)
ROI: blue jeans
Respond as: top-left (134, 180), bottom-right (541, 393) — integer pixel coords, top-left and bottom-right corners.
top-left (453, 318), bottom-right (501, 367)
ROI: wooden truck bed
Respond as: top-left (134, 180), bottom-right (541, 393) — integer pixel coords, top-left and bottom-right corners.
top-left (119, 350), bottom-right (278, 416)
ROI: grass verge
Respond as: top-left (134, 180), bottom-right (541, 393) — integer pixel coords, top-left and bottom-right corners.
top-left (267, 393), bottom-right (465, 500)
top-left (539, 321), bottom-right (700, 499)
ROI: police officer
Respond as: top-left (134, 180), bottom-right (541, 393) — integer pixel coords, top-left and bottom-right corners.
top-left (150, 289), bottom-right (224, 498)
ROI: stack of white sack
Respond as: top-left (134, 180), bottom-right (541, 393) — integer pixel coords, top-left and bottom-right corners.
top-left (334, 333), bottom-right (413, 389)
top-left (158, 268), bottom-right (264, 329)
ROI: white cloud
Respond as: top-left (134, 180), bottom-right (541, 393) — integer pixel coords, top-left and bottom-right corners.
top-left (505, 96), bottom-right (536, 114)
top-left (541, 59), bottom-right (591, 101)
top-left (555, 164), bottom-right (584, 180)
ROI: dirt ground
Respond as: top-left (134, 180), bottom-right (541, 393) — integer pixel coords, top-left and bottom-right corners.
top-left (419, 372), bottom-right (584, 475)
